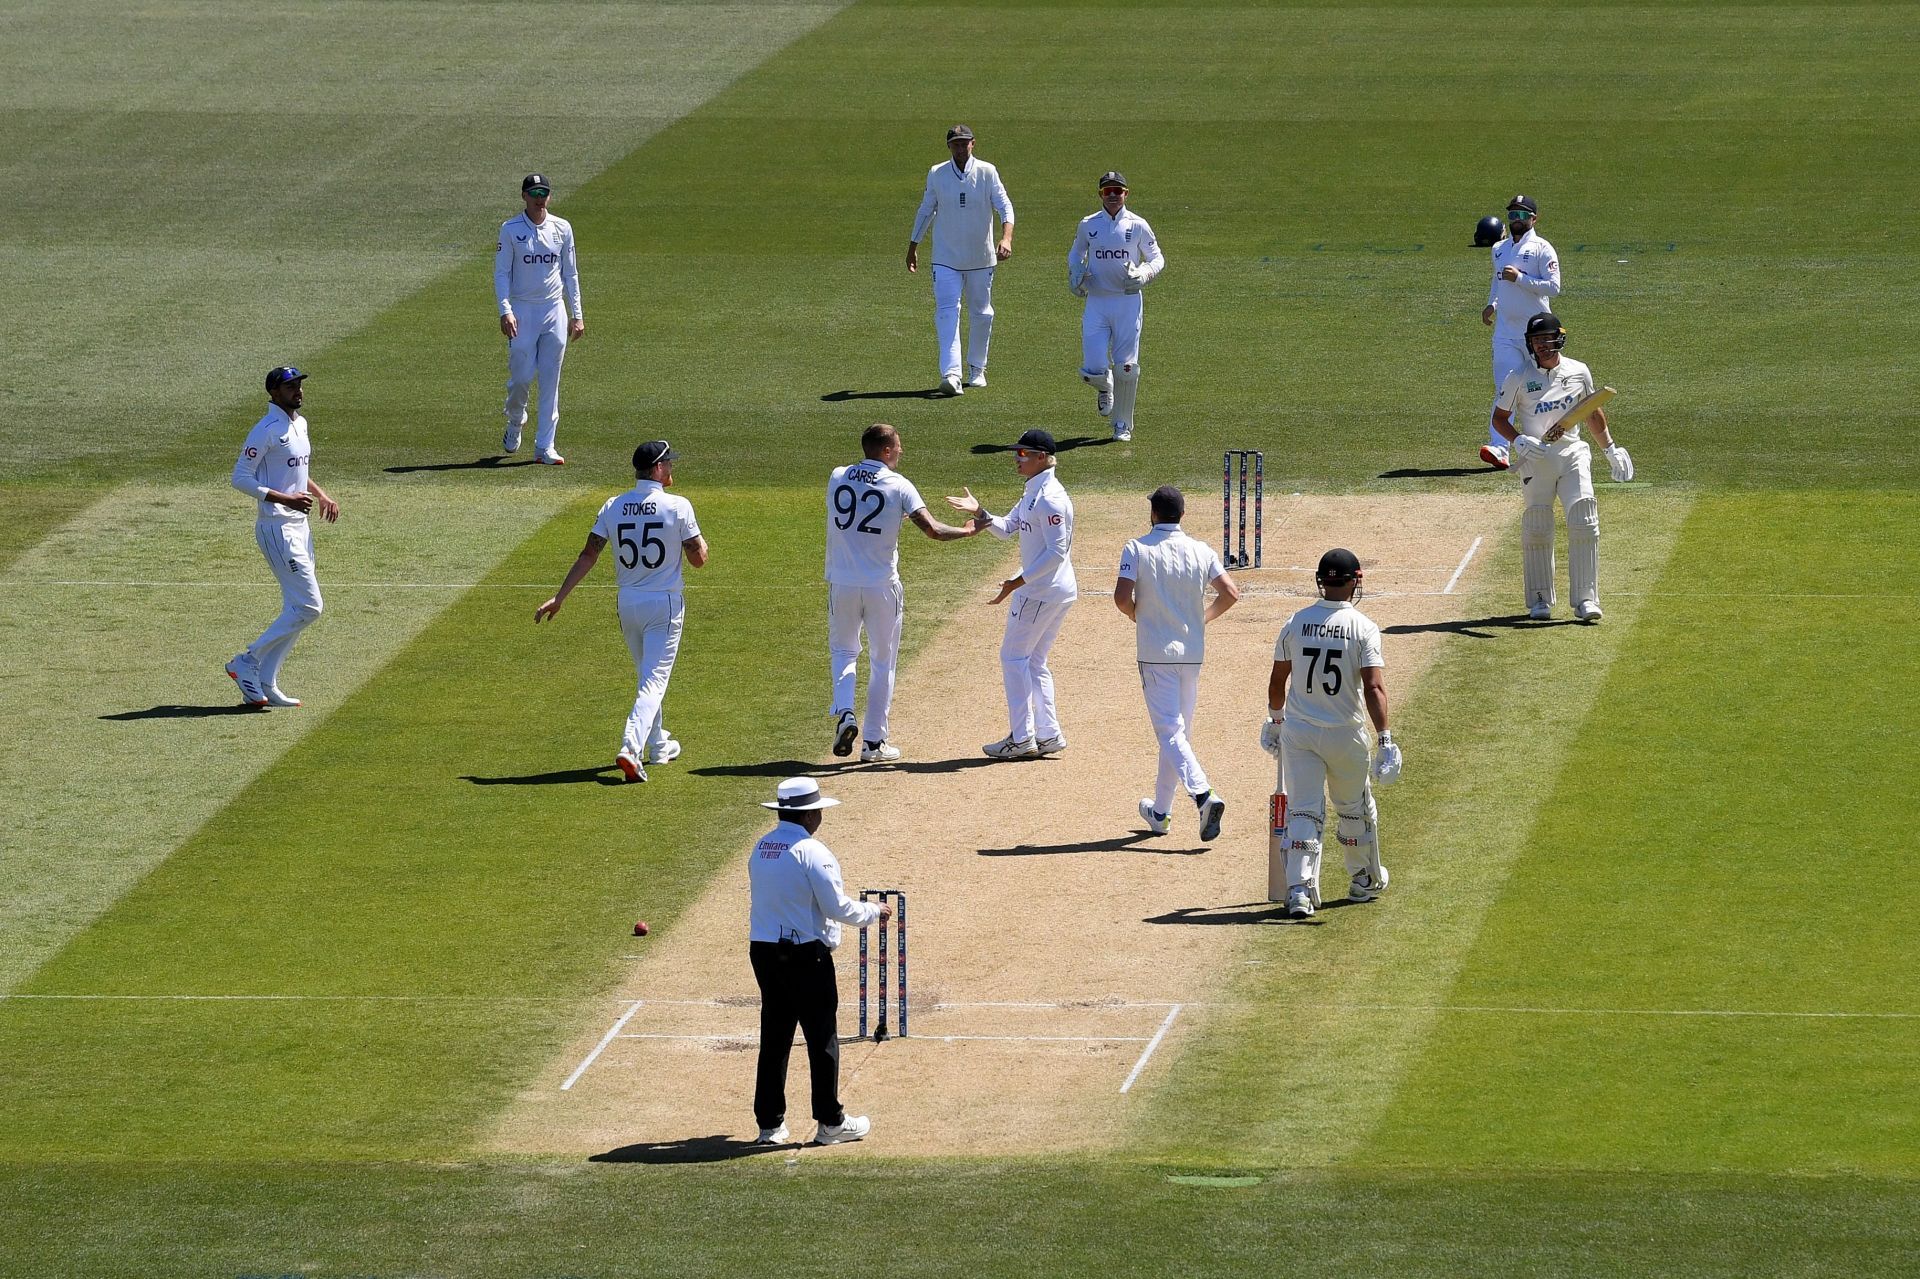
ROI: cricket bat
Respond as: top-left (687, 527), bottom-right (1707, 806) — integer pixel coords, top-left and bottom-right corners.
top-left (1541, 386), bottom-right (1616, 442)
top-left (1267, 749), bottom-right (1288, 902)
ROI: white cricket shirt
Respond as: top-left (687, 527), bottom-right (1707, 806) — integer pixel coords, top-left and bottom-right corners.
top-left (1069, 207), bottom-right (1164, 297)
top-left (1487, 227), bottom-right (1560, 334)
top-left (1275, 598), bottom-right (1384, 730)
top-left (495, 211), bottom-right (582, 317)
top-left (823, 459), bottom-right (927, 587)
top-left (590, 480), bottom-right (701, 595)
top-left (1496, 355), bottom-right (1597, 445)
top-left (910, 157), bottom-right (1014, 271)
top-left (747, 821), bottom-right (883, 948)
top-left (1118, 524), bottom-right (1226, 664)
top-left (230, 404), bottom-right (310, 523)
top-left (986, 468), bottom-right (1076, 603)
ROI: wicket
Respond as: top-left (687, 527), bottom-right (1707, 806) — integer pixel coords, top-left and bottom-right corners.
top-left (1223, 449), bottom-right (1263, 568)
top-left (857, 888), bottom-right (908, 1041)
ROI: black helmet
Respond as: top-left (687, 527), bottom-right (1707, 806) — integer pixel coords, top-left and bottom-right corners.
top-left (1472, 214), bottom-right (1506, 248)
top-left (1525, 312), bottom-right (1567, 364)
top-left (1315, 548), bottom-right (1362, 589)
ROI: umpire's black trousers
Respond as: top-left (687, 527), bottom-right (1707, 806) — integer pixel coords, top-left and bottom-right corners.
top-left (749, 939), bottom-right (845, 1129)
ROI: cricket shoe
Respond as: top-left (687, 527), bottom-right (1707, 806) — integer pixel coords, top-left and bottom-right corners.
top-left (1033, 734), bottom-right (1067, 756)
top-left (965, 365), bottom-right (987, 389)
top-left (982, 735), bottom-right (1038, 760)
top-left (940, 374), bottom-right (963, 397)
top-left (647, 739), bottom-right (682, 765)
top-left (1198, 792), bottom-right (1226, 842)
top-left (1095, 386), bottom-right (1114, 417)
top-left (1112, 422), bottom-right (1133, 442)
top-left (1138, 799), bottom-right (1171, 835)
top-left (860, 740), bottom-right (901, 763)
top-left (1480, 444), bottom-right (1510, 470)
top-left (832, 710), bottom-right (859, 758)
top-left (533, 449), bottom-right (566, 466)
top-left (263, 685), bottom-right (302, 708)
top-left (1349, 869), bottom-right (1389, 902)
top-left (814, 1115), bottom-right (871, 1146)
top-left (1527, 602), bottom-right (1552, 621)
top-left (1285, 888), bottom-right (1316, 920)
top-left (753, 1123), bottom-right (790, 1146)
top-left (1575, 600), bottom-right (1604, 624)
top-left (615, 752), bottom-right (648, 783)
top-left (502, 422), bottom-right (523, 454)
top-left (224, 654), bottom-right (268, 707)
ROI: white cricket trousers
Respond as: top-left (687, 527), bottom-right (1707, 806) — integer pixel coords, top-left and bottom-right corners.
top-left (1000, 592), bottom-right (1070, 742)
top-left (1517, 437), bottom-right (1599, 611)
top-left (248, 516), bottom-right (322, 688)
top-left (827, 581), bottom-right (904, 744)
top-left (932, 264), bottom-right (994, 380)
top-left (1279, 717), bottom-right (1377, 895)
top-left (1138, 662), bottom-right (1209, 815)
top-left (617, 591), bottom-right (684, 761)
top-left (1489, 332), bottom-right (1528, 447)
top-left (1081, 292), bottom-right (1144, 376)
top-left (505, 297), bottom-right (569, 454)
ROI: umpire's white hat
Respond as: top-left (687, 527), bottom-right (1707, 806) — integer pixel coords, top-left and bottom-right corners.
top-left (762, 778), bottom-right (841, 811)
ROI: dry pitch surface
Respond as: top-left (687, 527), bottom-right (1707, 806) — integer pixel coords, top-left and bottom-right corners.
top-left (491, 492), bottom-right (1509, 1157)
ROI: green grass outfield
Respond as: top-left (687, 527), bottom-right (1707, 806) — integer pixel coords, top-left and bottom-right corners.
top-left (2, 0), bottom-right (1915, 1274)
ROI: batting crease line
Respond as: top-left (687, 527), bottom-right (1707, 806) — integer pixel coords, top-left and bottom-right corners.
top-left (1119, 1003), bottom-right (1182, 1094)
top-left (614, 1032), bottom-right (1150, 1044)
top-left (560, 999), bottom-right (644, 1091)
top-left (1442, 536), bottom-right (1484, 595)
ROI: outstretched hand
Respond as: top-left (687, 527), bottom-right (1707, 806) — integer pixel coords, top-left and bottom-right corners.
top-left (987, 578), bottom-right (1018, 606)
top-left (945, 487), bottom-right (981, 516)
top-left (534, 597), bottom-right (563, 623)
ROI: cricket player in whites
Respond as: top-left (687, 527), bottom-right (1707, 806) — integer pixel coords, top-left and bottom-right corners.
top-left (1493, 312), bottom-right (1634, 622)
top-left (1068, 171), bottom-right (1164, 442)
top-left (496, 173), bottom-right (582, 465)
top-left (906, 125), bottom-right (1015, 397)
top-left (227, 366), bottom-right (338, 708)
top-left (534, 440), bottom-right (707, 782)
top-left (825, 423), bottom-right (981, 763)
top-left (1263, 549), bottom-right (1400, 919)
top-left (1479, 195), bottom-right (1559, 469)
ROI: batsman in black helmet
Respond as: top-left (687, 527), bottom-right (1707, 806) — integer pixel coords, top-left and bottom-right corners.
top-left (1477, 194), bottom-right (1560, 468)
top-left (1491, 312), bottom-right (1635, 623)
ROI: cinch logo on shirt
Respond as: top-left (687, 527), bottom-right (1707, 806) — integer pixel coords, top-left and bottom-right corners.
top-left (287, 455), bottom-right (310, 467)
top-left (522, 252), bottom-right (559, 264)
top-left (1094, 247), bottom-right (1130, 259)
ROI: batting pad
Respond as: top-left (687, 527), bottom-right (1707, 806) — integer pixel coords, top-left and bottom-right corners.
top-left (1337, 813), bottom-right (1381, 880)
top-left (1522, 503), bottom-right (1556, 609)
top-left (1080, 368), bottom-right (1113, 394)
top-left (1110, 362), bottom-right (1140, 428)
top-left (1568, 496), bottom-right (1599, 606)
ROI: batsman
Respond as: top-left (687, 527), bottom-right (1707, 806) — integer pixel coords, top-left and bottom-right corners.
top-left (1261, 549), bottom-right (1401, 920)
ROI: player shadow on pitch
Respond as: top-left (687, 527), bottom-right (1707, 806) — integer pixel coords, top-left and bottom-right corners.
top-left (101, 703), bottom-right (269, 720)
top-left (590, 1134), bottom-right (785, 1164)
top-left (1144, 900), bottom-right (1363, 926)
top-left (460, 765), bottom-right (627, 786)
top-left (1376, 465), bottom-right (1503, 479)
top-left (688, 759), bottom-right (828, 779)
top-left (1383, 614), bottom-right (1585, 639)
top-left (820, 387), bottom-right (949, 402)
top-left (382, 456), bottom-right (541, 474)
top-left (980, 832), bottom-right (1209, 858)
top-left (972, 435), bottom-right (1114, 455)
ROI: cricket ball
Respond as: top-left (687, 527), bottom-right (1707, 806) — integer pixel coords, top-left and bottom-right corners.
top-left (633, 920), bottom-right (650, 937)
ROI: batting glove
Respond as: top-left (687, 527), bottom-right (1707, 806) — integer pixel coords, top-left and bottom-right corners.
top-left (1605, 443), bottom-right (1635, 482)
top-left (1510, 434), bottom-right (1545, 462)
top-left (1372, 732), bottom-right (1403, 785)
top-left (1068, 270), bottom-right (1089, 298)
top-left (1259, 717), bottom-right (1285, 758)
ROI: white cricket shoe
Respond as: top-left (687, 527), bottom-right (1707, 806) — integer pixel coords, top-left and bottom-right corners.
top-left (502, 422), bottom-right (523, 454)
top-left (615, 752), bottom-right (647, 783)
top-left (982, 735), bottom-right (1037, 760)
top-left (647, 739), bottom-right (681, 765)
top-left (1349, 869), bottom-right (1389, 902)
top-left (1198, 792), bottom-right (1226, 842)
top-left (754, 1123), bottom-right (790, 1146)
top-left (1138, 799), bottom-right (1170, 835)
top-left (1574, 600), bottom-right (1604, 624)
top-left (1033, 734), bottom-right (1067, 756)
top-left (1096, 386), bottom-right (1114, 416)
top-left (1285, 888), bottom-right (1315, 920)
top-left (860, 740), bottom-right (901, 763)
top-left (965, 365), bottom-right (987, 388)
top-left (534, 449), bottom-right (566, 466)
top-left (832, 710), bottom-right (859, 758)
top-left (224, 654), bottom-right (268, 707)
top-left (814, 1114), bottom-right (870, 1145)
top-left (941, 374), bottom-right (963, 397)
top-left (263, 685), bottom-right (302, 708)
top-left (1480, 444), bottom-right (1510, 470)
top-left (1112, 422), bottom-right (1133, 442)
top-left (1527, 602), bottom-right (1551, 621)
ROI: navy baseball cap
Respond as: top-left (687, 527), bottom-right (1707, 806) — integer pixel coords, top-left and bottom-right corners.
top-left (1098, 171), bottom-right (1128, 190)
top-left (633, 439), bottom-right (678, 471)
top-left (1506, 194), bottom-right (1538, 215)
top-left (1013, 429), bottom-right (1056, 454)
top-left (264, 366), bottom-right (306, 391)
top-left (522, 174), bottom-right (552, 196)
top-left (946, 124), bottom-right (974, 142)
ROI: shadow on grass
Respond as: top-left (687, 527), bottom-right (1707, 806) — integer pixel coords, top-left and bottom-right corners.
top-left (1383, 613), bottom-right (1587, 638)
top-left (590, 1134), bottom-right (788, 1164)
top-left (1377, 465), bottom-right (1502, 479)
top-left (971, 435), bottom-right (1115, 455)
top-left (688, 759), bottom-right (826, 779)
top-left (383, 456), bottom-right (540, 474)
top-left (101, 703), bottom-right (269, 720)
top-left (1145, 898), bottom-right (1366, 926)
top-left (980, 832), bottom-right (1208, 857)
top-left (819, 387), bottom-right (943, 402)
top-left (460, 766), bottom-right (627, 786)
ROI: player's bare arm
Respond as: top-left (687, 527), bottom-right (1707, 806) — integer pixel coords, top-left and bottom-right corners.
top-left (306, 479), bottom-right (340, 524)
top-left (1267, 660), bottom-right (1291, 714)
top-left (1203, 571), bottom-right (1240, 623)
top-left (1112, 578), bottom-right (1137, 620)
top-left (1491, 406), bottom-right (1519, 444)
top-left (534, 533), bottom-right (606, 622)
top-left (997, 223), bottom-right (1014, 260)
top-left (683, 534), bottom-right (710, 569)
top-left (266, 488), bottom-right (315, 514)
top-left (905, 242), bottom-right (918, 273)
top-left (1587, 407), bottom-right (1613, 448)
top-left (1361, 666), bottom-right (1390, 734)
top-left (1481, 303), bottom-right (1496, 326)
top-left (908, 507), bottom-right (977, 542)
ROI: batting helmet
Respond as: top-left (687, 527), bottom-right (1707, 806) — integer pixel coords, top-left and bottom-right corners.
top-left (1315, 548), bottom-right (1363, 596)
top-left (1472, 215), bottom-right (1506, 248)
top-left (1525, 311), bottom-right (1567, 365)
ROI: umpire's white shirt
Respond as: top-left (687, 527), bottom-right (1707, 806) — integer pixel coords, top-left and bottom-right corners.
top-left (911, 157), bottom-right (1014, 271)
top-left (824, 459), bottom-right (926, 587)
top-left (231, 404), bottom-right (309, 523)
top-left (1496, 356), bottom-right (1597, 446)
top-left (748, 821), bottom-right (883, 948)
top-left (1119, 524), bottom-right (1224, 664)
top-left (1070, 208), bottom-right (1164, 297)
top-left (987, 468), bottom-right (1076, 602)
top-left (1487, 227), bottom-right (1560, 334)
top-left (590, 481), bottom-right (701, 595)
top-left (1275, 598), bottom-right (1384, 730)
top-left (495, 212), bottom-right (582, 318)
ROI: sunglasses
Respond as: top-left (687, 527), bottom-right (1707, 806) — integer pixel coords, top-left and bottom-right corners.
top-left (1101, 187), bottom-right (1126, 195)
top-left (1506, 207), bottom-right (1533, 220)
top-left (1015, 448), bottom-right (1046, 459)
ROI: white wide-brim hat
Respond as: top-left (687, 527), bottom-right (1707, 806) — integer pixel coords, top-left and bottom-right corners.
top-left (761, 777), bottom-right (841, 811)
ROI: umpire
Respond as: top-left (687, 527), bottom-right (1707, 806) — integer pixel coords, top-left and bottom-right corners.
top-left (747, 777), bottom-right (889, 1147)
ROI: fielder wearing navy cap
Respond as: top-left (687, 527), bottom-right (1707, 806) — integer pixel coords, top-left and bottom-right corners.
top-left (1012, 428), bottom-right (1056, 454)
top-left (1506, 194), bottom-right (1538, 216)
top-left (1098, 171), bottom-right (1128, 190)
top-left (522, 174), bottom-right (552, 196)
top-left (632, 439), bottom-right (678, 472)
top-left (264, 365), bottom-right (306, 391)
top-left (945, 124), bottom-right (974, 142)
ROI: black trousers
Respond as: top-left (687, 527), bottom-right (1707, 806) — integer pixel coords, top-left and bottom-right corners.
top-left (749, 939), bottom-right (844, 1129)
